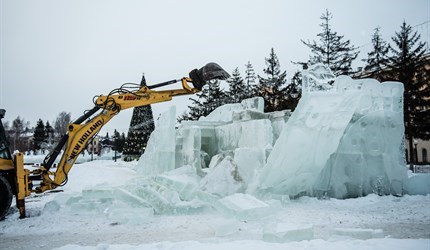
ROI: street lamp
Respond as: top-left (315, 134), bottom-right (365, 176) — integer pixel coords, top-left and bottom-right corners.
top-left (413, 138), bottom-right (418, 164)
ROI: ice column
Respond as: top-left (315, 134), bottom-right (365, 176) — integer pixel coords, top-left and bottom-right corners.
top-left (138, 106), bottom-right (176, 175)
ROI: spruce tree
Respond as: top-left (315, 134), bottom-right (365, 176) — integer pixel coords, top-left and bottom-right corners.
top-left (364, 26), bottom-right (390, 80)
top-left (204, 79), bottom-right (229, 114)
top-left (181, 90), bottom-right (208, 121)
top-left (45, 121), bottom-right (54, 150)
top-left (244, 61), bottom-right (257, 97)
top-left (33, 119), bottom-right (46, 152)
top-left (122, 74), bottom-right (155, 161)
top-left (281, 71), bottom-right (302, 111)
top-left (301, 9), bottom-right (359, 76)
top-left (227, 67), bottom-right (248, 103)
top-left (386, 21), bottom-right (428, 168)
top-left (179, 79), bottom-right (229, 121)
top-left (258, 48), bottom-right (288, 112)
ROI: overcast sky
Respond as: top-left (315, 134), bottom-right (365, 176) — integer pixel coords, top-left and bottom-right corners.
top-left (1, 0), bottom-right (429, 135)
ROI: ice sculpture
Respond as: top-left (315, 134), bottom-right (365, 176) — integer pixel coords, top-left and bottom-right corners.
top-left (259, 64), bottom-right (407, 198)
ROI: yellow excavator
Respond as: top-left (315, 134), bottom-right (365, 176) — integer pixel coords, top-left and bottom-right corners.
top-left (0, 63), bottom-right (230, 220)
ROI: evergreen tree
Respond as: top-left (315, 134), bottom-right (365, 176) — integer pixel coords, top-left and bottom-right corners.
top-left (44, 121), bottom-right (54, 150)
top-left (258, 48), bottom-right (288, 112)
top-left (204, 79), bottom-right (229, 114)
top-left (301, 9), bottom-right (359, 76)
top-left (244, 61), bottom-right (257, 97)
top-left (227, 67), bottom-right (248, 103)
top-left (281, 71), bottom-right (302, 111)
top-left (386, 21), bottom-right (428, 168)
top-left (180, 80), bottom-right (229, 121)
top-left (364, 26), bottom-right (390, 80)
top-left (33, 119), bottom-right (47, 151)
top-left (180, 90), bottom-right (208, 121)
top-left (122, 75), bottom-right (155, 161)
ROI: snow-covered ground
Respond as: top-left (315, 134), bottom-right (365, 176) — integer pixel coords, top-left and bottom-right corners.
top-left (1, 160), bottom-right (429, 250)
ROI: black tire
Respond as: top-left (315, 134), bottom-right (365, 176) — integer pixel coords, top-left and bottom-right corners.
top-left (0, 175), bottom-right (13, 220)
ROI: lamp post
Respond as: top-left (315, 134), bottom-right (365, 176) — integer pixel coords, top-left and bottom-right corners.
top-left (413, 138), bottom-right (418, 164)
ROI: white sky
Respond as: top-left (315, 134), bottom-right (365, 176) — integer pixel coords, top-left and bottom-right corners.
top-left (1, 0), bottom-right (429, 135)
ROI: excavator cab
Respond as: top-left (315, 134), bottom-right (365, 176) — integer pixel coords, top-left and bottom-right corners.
top-left (0, 109), bottom-right (15, 220)
top-left (0, 109), bottom-right (13, 161)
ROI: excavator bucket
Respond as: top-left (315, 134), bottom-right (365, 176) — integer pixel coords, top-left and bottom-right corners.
top-left (189, 62), bottom-right (230, 90)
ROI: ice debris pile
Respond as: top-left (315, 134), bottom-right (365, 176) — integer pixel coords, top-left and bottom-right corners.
top-left (59, 64), bottom-right (429, 224)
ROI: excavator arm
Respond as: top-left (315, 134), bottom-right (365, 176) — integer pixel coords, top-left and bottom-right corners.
top-left (12, 63), bottom-right (230, 218)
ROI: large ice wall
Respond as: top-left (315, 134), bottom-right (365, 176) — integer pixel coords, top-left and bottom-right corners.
top-left (259, 64), bottom-right (407, 198)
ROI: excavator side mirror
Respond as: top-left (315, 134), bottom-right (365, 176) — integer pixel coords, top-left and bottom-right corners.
top-left (189, 62), bottom-right (230, 90)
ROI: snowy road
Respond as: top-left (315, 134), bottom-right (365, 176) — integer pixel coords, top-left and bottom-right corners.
top-left (0, 161), bottom-right (429, 250)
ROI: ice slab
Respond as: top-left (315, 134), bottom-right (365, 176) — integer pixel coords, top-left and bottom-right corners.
top-left (314, 81), bottom-right (407, 198)
top-left (263, 223), bottom-right (314, 242)
top-left (216, 119), bottom-right (273, 153)
top-left (329, 228), bottom-right (384, 240)
top-left (259, 89), bottom-right (360, 196)
top-left (200, 156), bottom-right (243, 196)
top-left (216, 193), bottom-right (271, 220)
top-left (234, 148), bottom-right (265, 187)
top-left (405, 173), bottom-right (430, 195)
top-left (155, 165), bottom-right (200, 200)
top-left (259, 72), bottom-right (407, 198)
top-left (199, 97), bottom-right (264, 122)
top-left (138, 106), bottom-right (176, 175)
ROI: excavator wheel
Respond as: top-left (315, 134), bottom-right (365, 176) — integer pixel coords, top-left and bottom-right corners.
top-left (0, 175), bottom-right (12, 220)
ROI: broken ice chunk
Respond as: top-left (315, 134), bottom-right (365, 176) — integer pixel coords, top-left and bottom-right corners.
top-left (329, 228), bottom-right (384, 240)
top-left (216, 193), bottom-right (270, 220)
top-left (200, 156), bottom-right (243, 197)
top-left (263, 223), bottom-right (314, 242)
top-left (155, 165), bottom-right (200, 200)
top-left (234, 148), bottom-right (265, 186)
